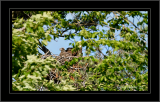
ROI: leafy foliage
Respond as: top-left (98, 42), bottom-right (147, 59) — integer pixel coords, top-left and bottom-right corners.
top-left (12, 11), bottom-right (148, 91)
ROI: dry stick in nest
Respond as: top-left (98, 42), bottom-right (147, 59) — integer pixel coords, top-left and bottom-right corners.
top-left (45, 53), bottom-right (88, 85)
top-left (41, 51), bottom-right (58, 59)
top-left (44, 50), bottom-right (50, 58)
top-left (81, 63), bottom-right (88, 88)
top-left (70, 63), bottom-right (89, 89)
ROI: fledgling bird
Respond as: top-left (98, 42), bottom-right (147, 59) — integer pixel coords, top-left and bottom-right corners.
top-left (59, 47), bottom-right (72, 57)
top-left (65, 48), bottom-right (73, 56)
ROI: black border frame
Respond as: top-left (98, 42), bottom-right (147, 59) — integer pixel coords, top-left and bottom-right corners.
top-left (0, 0), bottom-right (159, 101)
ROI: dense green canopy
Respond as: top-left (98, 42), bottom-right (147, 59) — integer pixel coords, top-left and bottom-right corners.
top-left (12, 11), bottom-right (148, 91)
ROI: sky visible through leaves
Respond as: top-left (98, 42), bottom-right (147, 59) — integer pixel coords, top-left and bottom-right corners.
top-left (39, 11), bottom-right (148, 56)
top-left (12, 11), bottom-right (148, 91)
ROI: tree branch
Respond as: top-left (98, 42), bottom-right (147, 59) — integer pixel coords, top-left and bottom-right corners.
top-left (38, 40), bottom-right (51, 56)
top-left (87, 39), bottom-right (107, 59)
top-left (115, 11), bottom-right (148, 35)
top-left (23, 11), bottom-right (31, 18)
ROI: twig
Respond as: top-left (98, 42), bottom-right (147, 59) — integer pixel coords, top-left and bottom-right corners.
top-left (95, 46), bottom-right (107, 59)
top-left (115, 11), bottom-right (148, 35)
top-left (112, 11), bottom-right (119, 19)
top-left (105, 25), bottom-right (121, 30)
top-left (45, 50), bottom-right (50, 55)
top-left (82, 63), bottom-right (88, 87)
top-left (16, 27), bottom-right (26, 31)
top-left (23, 11), bottom-right (31, 18)
top-left (70, 67), bottom-right (83, 70)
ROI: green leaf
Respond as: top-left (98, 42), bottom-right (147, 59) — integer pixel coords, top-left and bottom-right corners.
top-left (38, 26), bottom-right (44, 33)
top-left (104, 76), bottom-right (107, 81)
top-left (47, 35), bottom-right (52, 42)
top-left (42, 71), bottom-right (48, 76)
top-left (75, 58), bottom-right (78, 62)
top-left (27, 75), bottom-right (42, 80)
top-left (42, 40), bottom-right (48, 46)
top-left (27, 36), bottom-right (34, 42)
top-left (114, 47), bottom-right (119, 52)
top-left (100, 76), bottom-right (104, 81)
top-left (17, 38), bottom-right (22, 45)
top-left (69, 43), bottom-right (72, 45)
top-left (26, 27), bottom-right (33, 33)
top-left (19, 75), bottom-right (25, 81)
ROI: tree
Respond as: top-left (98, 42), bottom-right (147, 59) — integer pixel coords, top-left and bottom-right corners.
top-left (12, 11), bottom-right (148, 91)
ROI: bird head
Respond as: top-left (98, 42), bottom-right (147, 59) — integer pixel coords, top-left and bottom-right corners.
top-left (59, 47), bottom-right (65, 51)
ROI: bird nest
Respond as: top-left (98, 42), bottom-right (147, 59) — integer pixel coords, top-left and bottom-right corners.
top-left (40, 49), bottom-right (88, 83)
